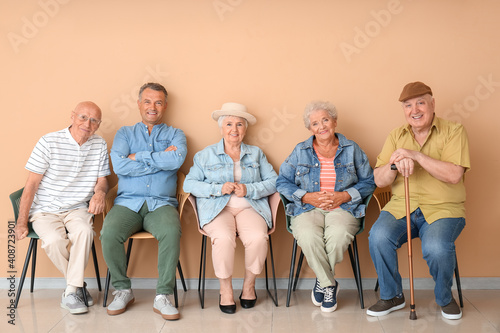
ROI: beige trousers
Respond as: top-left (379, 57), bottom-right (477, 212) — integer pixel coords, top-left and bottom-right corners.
top-left (31, 208), bottom-right (94, 287)
top-left (203, 206), bottom-right (268, 279)
top-left (291, 208), bottom-right (360, 288)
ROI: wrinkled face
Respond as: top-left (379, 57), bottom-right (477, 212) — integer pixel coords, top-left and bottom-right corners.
top-left (402, 94), bottom-right (435, 133)
top-left (70, 102), bottom-right (102, 143)
top-left (309, 109), bottom-right (337, 141)
top-left (138, 88), bottom-right (167, 127)
top-left (220, 116), bottom-right (247, 145)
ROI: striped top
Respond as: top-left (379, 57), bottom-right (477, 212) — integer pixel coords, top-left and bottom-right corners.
top-left (26, 127), bottom-right (110, 215)
top-left (314, 145), bottom-right (337, 210)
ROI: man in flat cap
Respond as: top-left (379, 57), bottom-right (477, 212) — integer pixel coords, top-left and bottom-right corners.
top-left (366, 82), bottom-right (470, 320)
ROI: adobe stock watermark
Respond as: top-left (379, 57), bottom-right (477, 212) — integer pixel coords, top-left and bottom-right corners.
top-left (246, 107), bottom-right (297, 148)
top-left (7, 0), bottom-right (72, 54)
top-left (213, 0), bottom-right (243, 21)
top-left (98, 65), bottom-right (170, 135)
top-left (443, 74), bottom-right (499, 123)
top-left (339, 0), bottom-right (407, 64)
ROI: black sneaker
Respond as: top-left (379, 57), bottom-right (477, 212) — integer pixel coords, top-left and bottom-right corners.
top-left (366, 295), bottom-right (406, 317)
top-left (441, 298), bottom-right (462, 320)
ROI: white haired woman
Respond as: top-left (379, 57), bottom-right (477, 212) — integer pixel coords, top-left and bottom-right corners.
top-left (277, 101), bottom-right (375, 312)
top-left (184, 102), bottom-right (277, 314)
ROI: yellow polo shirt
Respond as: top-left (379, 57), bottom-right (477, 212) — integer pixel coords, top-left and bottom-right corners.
top-left (375, 116), bottom-right (470, 224)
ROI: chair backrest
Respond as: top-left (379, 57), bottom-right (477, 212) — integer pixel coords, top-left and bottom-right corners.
top-left (279, 193), bottom-right (372, 236)
top-left (373, 186), bottom-right (392, 212)
top-left (9, 188), bottom-right (24, 222)
top-left (176, 171), bottom-right (189, 220)
top-left (188, 192), bottom-right (281, 236)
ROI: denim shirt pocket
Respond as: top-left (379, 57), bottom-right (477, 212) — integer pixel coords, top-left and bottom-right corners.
top-left (241, 162), bottom-right (261, 182)
top-left (295, 165), bottom-right (311, 189)
top-left (157, 139), bottom-right (171, 151)
top-left (205, 163), bottom-right (226, 183)
top-left (335, 162), bottom-right (357, 190)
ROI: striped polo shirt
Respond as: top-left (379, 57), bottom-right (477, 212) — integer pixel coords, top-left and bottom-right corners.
top-left (26, 127), bottom-right (110, 215)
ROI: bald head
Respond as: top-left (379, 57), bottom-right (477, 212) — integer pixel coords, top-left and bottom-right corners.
top-left (70, 101), bottom-right (103, 145)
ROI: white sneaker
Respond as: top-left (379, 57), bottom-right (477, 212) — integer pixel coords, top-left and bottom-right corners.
top-left (153, 294), bottom-right (180, 320)
top-left (61, 292), bottom-right (88, 314)
top-left (107, 289), bottom-right (134, 315)
top-left (76, 282), bottom-right (94, 306)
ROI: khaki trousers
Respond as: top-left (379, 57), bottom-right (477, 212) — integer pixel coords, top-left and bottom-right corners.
top-left (31, 208), bottom-right (94, 288)
top-left (203, 206), bottom-right (268, 279)
top-left (291, 208), bottom-right (360, 288)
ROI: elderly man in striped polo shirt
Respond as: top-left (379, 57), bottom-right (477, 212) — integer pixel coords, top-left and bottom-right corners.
top-left (15, 101), bottom-right (110, 314)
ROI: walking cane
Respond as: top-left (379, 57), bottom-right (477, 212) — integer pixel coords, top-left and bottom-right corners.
top-left (391, 164), bottom-right (417, 320)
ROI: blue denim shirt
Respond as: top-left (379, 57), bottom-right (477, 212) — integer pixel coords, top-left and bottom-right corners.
top-left (276, 133), bottom-right (375, 218)
top-left (110, 122), bottom-right (187, 212)
top-left (183, 139), bottom-right (278, 228)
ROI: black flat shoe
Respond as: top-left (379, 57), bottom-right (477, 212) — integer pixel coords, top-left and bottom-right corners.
top-left (219, 295), bottom-right (236, 314)
top-left (239, 289), bottom-right (257, 309)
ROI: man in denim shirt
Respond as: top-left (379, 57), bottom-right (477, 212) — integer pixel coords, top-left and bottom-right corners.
top-left (101, 82), bottom-right (186, 320)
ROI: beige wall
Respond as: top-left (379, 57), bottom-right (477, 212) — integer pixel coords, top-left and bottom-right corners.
top-left (2, 0), bottom-right (499, 282)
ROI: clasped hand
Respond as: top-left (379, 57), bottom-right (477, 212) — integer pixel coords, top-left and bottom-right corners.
top-left (221, 182), bottom-right (247, 197)
top-left (303, 191), bottom-right (350, 210)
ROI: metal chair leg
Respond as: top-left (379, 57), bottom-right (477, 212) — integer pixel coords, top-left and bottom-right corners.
top-left (455, 256), bottom-right (463, 308)
top-left (198, 235), bottom-right (207, 308)
top-left (286, 240), bottom-right (298, 307)
top-left (177, 261), bottom-right (187, 292)
top-left (30, 241), bottom-right (38, 292)
top-left (14, 239), bottom-right (36, 308)
top-left (265, 235), bottom-right (278, 306)
top-left (103, 269), bottom-right (111, 307)
top-left (91, 242), bottom-right (101, 291)
top-left (350, 237), bottom-right (364, 309)
top-left (293, 251), bottom-right (304, 291)
top-left (174, 279), bottom-right (178, 308)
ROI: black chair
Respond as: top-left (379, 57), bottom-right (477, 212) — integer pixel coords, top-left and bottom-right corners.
top-left (372, 187), bottom-right (464, 307)
top-left (9, 188), bottom-right (101, 308)
top-left (280, 193), bottom-right (372, 309)
top-left (187, 192), bottom-right (280, 308)
top-left (102, 172), bottom-right (189, 308)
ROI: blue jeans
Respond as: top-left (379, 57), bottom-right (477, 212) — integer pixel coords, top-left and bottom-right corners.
top-left (369, 209), bottom-right (465, 306)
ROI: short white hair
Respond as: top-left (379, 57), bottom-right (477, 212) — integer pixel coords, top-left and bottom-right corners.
top-left (303, 101), bottom-right (337, 129)
top-left (217, 115), bottom-right (248, 128)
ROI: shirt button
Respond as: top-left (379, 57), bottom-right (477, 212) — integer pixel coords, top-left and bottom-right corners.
top-left (315, 163), bottom-right (318, 167)
top-left (296, 172), bottom-right (300, 175)
top-left (147, 185), bottom-right (150, 187)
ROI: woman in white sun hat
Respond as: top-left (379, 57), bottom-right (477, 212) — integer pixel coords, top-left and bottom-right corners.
top-left (184, 102), bottom-right (277, 314)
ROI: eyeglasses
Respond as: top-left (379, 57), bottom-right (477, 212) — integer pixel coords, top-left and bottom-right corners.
top-left (74, 113), bottom-right (102, 125)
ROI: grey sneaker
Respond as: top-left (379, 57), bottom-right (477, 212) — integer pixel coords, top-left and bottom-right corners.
top-left (61, 292), bottom-right (88, 314)
top-left (107, 289), bottom-right (135, 316)
top-left (153, 294), bottom-right (180, 320)
top-left (366, 295), bottom-right (406, 317)
top-left (76, 282), bottom-right (94, 306)
top-left (441, 298), bottom-right (462, 320)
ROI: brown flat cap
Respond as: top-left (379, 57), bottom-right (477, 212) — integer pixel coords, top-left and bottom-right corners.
top-left (399, 81), bottom-right (433, 102)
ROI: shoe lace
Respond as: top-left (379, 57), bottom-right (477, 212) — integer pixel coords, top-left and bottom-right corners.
top-left (323, 287), bottom-right (334, 303)
top-left (155, 294), bottom-right (173, 307)
top-left (112, 290), bottom-right (130, 302)
top-left (315, 280), bottom-right (326, 294)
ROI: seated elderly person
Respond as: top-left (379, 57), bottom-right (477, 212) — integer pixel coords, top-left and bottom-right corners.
top-left (184, 102), bottom-right (277, 314)
top-left (276, 101), bottom-right (375, 313)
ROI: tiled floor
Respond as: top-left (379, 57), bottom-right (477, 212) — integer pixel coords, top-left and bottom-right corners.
top-left (2, 288), bottom-right (499, 333)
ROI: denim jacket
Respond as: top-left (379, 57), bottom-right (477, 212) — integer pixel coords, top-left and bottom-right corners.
top-left (184, 139), bottom-right (278, 228)
top-left (276, 133), bottom-right (375, 218)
